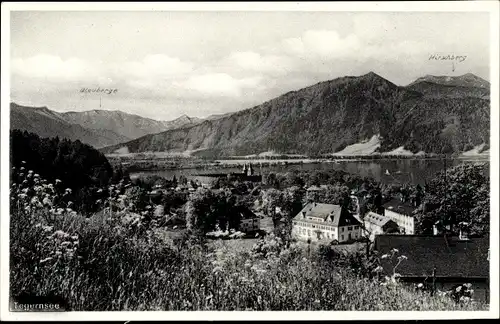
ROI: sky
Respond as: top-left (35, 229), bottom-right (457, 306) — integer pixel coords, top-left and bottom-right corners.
top-left (10, 11), bottom-right (490, 121)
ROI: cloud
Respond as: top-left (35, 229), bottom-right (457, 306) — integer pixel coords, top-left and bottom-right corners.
top-left (282, 30), bottom-right (361, 59)
top-left (225, 51), bottom-right (293, 74)
top-left (11, 54), bottom-right (99, 81)
top-left (117, 54), bottom-right (194, 80)
top-left (175, 73), bottom-right (263, 97)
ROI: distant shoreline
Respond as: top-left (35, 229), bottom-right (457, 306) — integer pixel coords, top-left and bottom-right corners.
top-left (107, 153), bottom-right (489, 173)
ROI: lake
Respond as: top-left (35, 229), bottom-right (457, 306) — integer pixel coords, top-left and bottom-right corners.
top-left (129, 158), bottom-right (489, 185)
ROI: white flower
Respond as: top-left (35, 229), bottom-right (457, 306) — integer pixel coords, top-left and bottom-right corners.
top-left (34, 173), bottom-right (40, 178)
top-left (42, 225), bottom-right (53, 232)
top-left (42, 197), bottom-right (52, 206)
top-left (55, 179), bottom-right (62, 183)
top-left (381, 254), bottom-right (389, 259)
top-left (417, 283), bottom-right (424, 288)
top-left (21, 161), bottom-right (26, 164)
top-left (97, 189), bottom-right (103, 193)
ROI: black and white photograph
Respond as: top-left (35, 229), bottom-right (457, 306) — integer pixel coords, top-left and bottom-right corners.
top-left (1, 1), bottom-right (499, 321)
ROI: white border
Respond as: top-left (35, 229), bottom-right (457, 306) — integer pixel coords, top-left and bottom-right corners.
top-left (1, 1), bottom-right (499, 321)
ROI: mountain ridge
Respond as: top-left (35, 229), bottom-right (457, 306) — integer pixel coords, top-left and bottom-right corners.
top-left (100, 72), bottom-right (490, 157)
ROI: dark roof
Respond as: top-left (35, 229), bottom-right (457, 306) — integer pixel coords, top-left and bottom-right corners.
top-left (382, 198), bottom-right (416, 216)
top-left (294, 202), bottom-right (361, 227)
top-left (374, 235), bottom-right (489, 279)
top-left (235, 206), bottom-right (258, 220)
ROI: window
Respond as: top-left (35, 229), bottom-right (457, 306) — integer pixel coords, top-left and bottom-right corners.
top-left (342, 227), bottom-right (345, 232)
top-left (341, 235), bottom-right (344, 241)
top-left (348, 226), bottom-right (352, 231)
top-left (354, 226), bottom-right (358, 230)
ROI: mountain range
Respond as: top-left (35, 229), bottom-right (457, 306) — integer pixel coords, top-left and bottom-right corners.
top-left (100, 72), bottom-right (490, 157)
top-left (11, 72), bottom-right (490, 156)
top-left (10, 104), bottom-right (204, 148)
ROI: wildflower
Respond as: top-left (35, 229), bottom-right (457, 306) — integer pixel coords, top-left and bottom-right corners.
top-left (455, 286), bottom-right (462, 292)
top-left (381, 254), bottom-right (389, 259)
top-left (66, 208), bottom-right (73, 213)
top-left (55, 179), bottom-right (61, 183)
top-left (70, 211), bottom-right (77, 217)
top-left (53, 230), bottom-right (69, 239)
top-left (65, 188), bottom-right (72, 194)
top-left (391, 248), bottom-right (399, 254)
top-left (42, 225), bottom-right (53, 232)
top-left (21, 161), bottom-right (26, 164)
top-left (417, 283), bottom-right (424, 288)
top-left (34, 173), bottom-right (40, 178)
top-left (373, 266), bottom-right (384, 273)
top-left (42, 197), bottom-right (52, 206)
top-left (20, 167), bottom-right (25, 171)
top-left (97, 189), bottom-right (103, 193)
top-left (397, 255), bottom-right (408, 261)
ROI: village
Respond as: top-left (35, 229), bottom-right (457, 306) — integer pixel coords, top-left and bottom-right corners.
top-left (135, 162), bottom-right (490, 304)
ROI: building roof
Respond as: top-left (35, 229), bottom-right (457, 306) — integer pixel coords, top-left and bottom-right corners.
top-left (235, 206), bottom-right (258, 220)
top-left (364, 212), bottom-right (394, 227)
top-left (382, 198), bottom-right (416, 216)
top-left (374, 235), bottom-right (489, 279)
top-left (294, 202), bottom-right (361, 227)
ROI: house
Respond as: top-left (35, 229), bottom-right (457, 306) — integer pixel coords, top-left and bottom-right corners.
top-left (363, 211), bottom-right (399, 241)
top-left (374, 234), bottom-right (490, 302)
top-left (382, 197), bottom-right (417, 234)
top-left (236, 206), bottom-right (260, 233)
top-left (292, 202), bottom-right (362, 243)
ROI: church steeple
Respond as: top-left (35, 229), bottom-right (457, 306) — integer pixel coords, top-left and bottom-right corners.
top-left (247, 163), bottom-right (254, 176)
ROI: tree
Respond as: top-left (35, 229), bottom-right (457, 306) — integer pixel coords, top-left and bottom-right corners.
top-left (184, 188), bottom-right (241, 235)
top-left (415, 163), bottom-right (489, 236)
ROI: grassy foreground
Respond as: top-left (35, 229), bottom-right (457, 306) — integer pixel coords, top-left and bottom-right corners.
top-left (10, 205), bottom-right (488, 311)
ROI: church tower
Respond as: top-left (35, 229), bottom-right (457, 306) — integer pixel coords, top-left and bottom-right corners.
top-left (247, 163), bottom-right (254, 176)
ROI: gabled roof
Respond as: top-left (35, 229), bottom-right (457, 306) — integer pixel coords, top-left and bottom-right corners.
top-left (364, 211), bottom-right (395, 227)
top-left (235, 205), bottom-right (258, 220)
top-left (294, 202), bottom-right (361, 227)
top-left (382, 198), bottom-right (416, 216)
top-left (374, 235), bottom-right (489, 279)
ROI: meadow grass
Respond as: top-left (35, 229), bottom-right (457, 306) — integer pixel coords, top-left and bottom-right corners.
top-left (10, 206), bottom-right (488, 311)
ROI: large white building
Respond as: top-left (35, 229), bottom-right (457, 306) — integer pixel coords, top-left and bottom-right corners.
top-left (292, 202), bottom-right (362, 243)
top-left (382, 198), bottom-right (417, 234)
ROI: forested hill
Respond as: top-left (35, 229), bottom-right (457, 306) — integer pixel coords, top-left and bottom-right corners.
top-left (101, 72), bottom-right (490, 157)
top-left (10, 130), bottom-right (113, 190)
